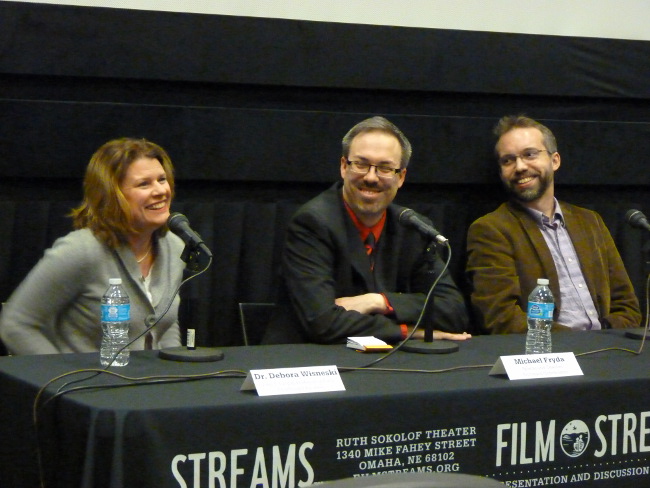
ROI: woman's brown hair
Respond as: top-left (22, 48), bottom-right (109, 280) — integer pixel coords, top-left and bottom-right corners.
top-left (70, 138), bottom-right (175, 248)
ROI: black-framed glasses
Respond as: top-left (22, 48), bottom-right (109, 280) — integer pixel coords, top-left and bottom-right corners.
top-left (346, 159), bottom-right (402, 178)
top-left (498, 148), bottom-right (551, 167)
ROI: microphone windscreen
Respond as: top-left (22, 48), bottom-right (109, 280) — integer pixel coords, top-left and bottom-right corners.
top-left (625, 209), bottom-right (646, 226)
top-left (168, 212), bottom-right (189, 232)
top-left (398, 208), bottom-right (417, 224)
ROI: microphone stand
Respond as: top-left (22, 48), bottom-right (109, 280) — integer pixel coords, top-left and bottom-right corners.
top-left (159, 245), bottom-right (224, 362)
top-left (626, 239), bottom-right (650, 340)
top-left (400, 240), bottom-right (459, 354)
top-left (356, 239), bottom-right (459, 369)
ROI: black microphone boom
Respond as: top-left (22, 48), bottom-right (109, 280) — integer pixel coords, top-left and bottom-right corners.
top-left (623, 208), bottom-right (650, 341)
top-left (159, 213), bottom-right (222, 362)
top-left (398, 208), bottom-right (448, 244)
top-left (625, 209), bottom-right (650, 233)
top-left (167, 213), bottom-right (213, 258)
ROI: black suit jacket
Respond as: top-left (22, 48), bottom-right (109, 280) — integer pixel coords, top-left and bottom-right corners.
top-left (263, 182), bottom-right (470, 344)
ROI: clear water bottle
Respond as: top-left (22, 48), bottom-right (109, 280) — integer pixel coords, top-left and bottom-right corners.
top-left (100, 278), bottom-right (131, 367)
top-left (525, 278), bottom-right (554, 355)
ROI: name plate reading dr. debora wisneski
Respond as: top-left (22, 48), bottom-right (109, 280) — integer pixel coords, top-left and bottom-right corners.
top-left (490, 352), bottom-right (583, 380)
top-left (241, 365), bottom-right (346, 396)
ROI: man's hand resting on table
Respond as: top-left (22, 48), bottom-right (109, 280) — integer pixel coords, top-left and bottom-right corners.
top-left (407, 327), bottom-right (472, 341)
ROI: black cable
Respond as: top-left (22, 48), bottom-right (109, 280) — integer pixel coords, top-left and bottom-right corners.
top-left (576, 270), bottom-right (650, 357)
top-left (356, 240), bottom-right (452, 369)
top-left (56, 253), bottom-right (213, 396)
top-left (102, 253), bottom-right (213, 369)
top-left (33, 367), bottom-right (246, 488)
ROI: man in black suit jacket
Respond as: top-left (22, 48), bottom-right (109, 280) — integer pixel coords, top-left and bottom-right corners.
top-left (263, 116), bottom-right (471, 344)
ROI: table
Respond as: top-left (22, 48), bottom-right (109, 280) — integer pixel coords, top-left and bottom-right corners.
top-left (2, 330), bottom-right (650, 487)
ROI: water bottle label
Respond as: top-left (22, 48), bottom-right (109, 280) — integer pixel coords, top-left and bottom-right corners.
top-left (527, 302), bottom-right (554, 319)
top-left (101, 303), bottom-right (130, 322)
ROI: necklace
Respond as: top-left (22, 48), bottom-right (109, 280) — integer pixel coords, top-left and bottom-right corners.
top-left (136, 245), bottom-right (152, 263)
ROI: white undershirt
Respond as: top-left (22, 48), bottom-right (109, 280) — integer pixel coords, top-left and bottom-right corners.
top-left (141, 272), bottom-right (153, 304)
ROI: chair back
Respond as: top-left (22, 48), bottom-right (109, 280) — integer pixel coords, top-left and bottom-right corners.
top-left (238, 302), bottom-right (276, 345)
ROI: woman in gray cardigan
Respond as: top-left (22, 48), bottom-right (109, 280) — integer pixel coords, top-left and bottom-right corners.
top-left (0, 138), bottom-right (186, 354)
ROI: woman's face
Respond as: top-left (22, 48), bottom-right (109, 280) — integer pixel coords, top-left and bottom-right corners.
top-left (120, 157), bottom-right (172, 234)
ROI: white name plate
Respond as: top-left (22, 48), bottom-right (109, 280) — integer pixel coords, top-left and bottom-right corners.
top-left (241, 365), bottom-right (346, 396)
top-left (490, 352), bottom-right (583, 380)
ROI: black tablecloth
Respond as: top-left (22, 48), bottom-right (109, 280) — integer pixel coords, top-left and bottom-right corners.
top-left (1, 330), bottom-right (649, 487)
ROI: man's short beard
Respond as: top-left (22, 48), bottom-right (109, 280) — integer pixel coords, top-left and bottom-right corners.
top-left (503, 174), bottom-right (551, 203)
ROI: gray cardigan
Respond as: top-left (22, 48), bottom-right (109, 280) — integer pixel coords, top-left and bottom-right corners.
top-left (0, 228), bottom-right (186, 354)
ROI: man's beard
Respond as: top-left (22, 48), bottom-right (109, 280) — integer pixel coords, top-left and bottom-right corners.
top-left (503, 173), bottom-right (551, 203)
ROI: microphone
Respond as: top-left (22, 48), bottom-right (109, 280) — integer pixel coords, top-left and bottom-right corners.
top-left (398, 208), bottom-right (448, 244)
top-left (102, 215), bottom-right (220, 365)
top-left (625, 209), bottom-right (650, 232)
top-left (167, 213), bottom-right (213, 258)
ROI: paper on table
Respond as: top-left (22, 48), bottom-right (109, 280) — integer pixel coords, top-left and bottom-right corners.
top-left (346, 336), bottom-right (393, 352)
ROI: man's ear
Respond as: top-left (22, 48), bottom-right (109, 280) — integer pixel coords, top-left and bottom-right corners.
top-left (339, 156), bottom-right (348, 179)
top-left (552, 152), bottom-right (561, 172)
top-left (397, 168), bottom-right (407, 188)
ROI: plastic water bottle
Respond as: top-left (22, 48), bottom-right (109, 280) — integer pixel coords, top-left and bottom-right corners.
top-left (100, 278), bottom-right (131, 367)
top-left (525, 278), bottom-right (554, 355)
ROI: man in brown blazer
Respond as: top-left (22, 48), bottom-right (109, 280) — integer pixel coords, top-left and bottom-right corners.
top-left (466, 115), bottom-right (641, 334)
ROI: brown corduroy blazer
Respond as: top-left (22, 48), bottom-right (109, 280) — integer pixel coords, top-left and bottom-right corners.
top-left (466, 201), bottom-right (641, 334)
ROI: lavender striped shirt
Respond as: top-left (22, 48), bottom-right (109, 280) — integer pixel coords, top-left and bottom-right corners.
top-left (526, 201), bottom-right (601, 330)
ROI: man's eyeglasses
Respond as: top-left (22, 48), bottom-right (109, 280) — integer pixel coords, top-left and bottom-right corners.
top-left (498, 148), bottom-right (551, 167)
top-left (346, 159), bottom-right (402, 178)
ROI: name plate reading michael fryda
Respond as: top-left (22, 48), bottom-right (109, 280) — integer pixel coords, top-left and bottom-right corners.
top-left (490, 352), bottom-right (583, 380)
